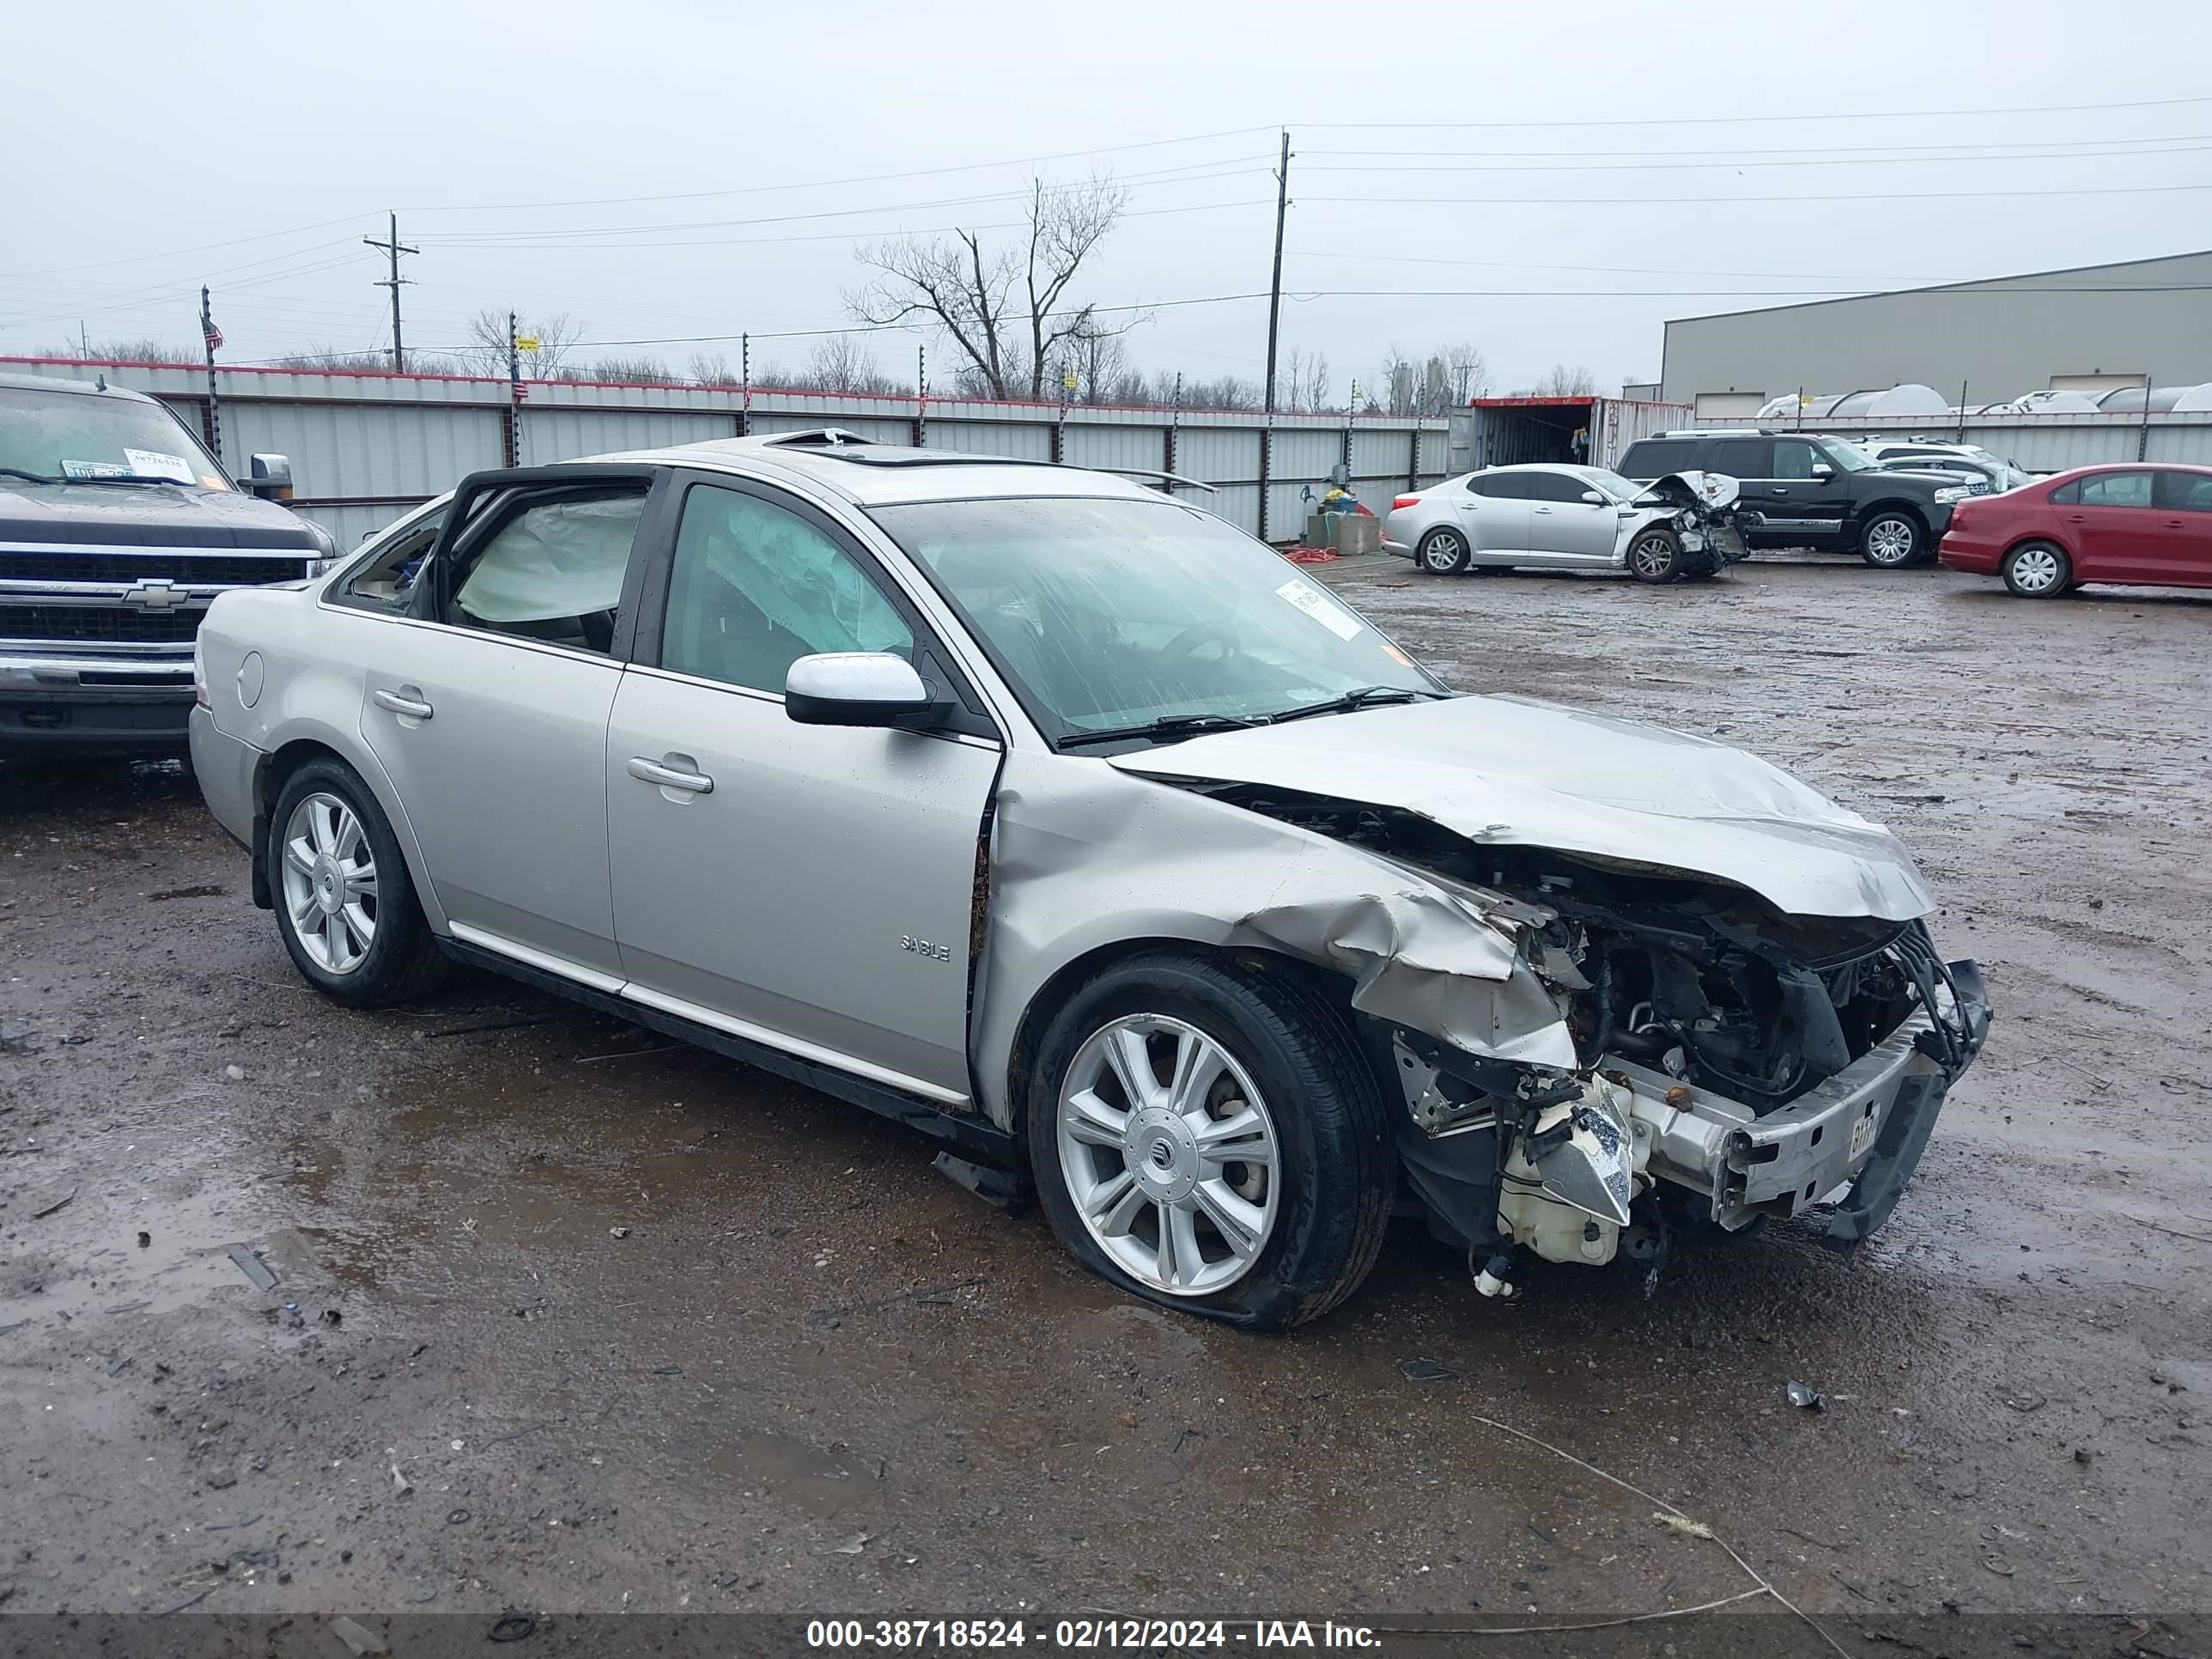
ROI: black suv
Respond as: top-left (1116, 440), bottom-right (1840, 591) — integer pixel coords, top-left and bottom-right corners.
top-left (1, 372), bottom-right (333, 753)
top-left (1617, 429), bottom-right (1977, 568)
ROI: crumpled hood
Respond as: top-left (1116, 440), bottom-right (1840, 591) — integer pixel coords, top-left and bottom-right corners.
top-left (1109, 694), bottom-right (1934, 921)
top-left (0, 481), bottom-right (318, 549)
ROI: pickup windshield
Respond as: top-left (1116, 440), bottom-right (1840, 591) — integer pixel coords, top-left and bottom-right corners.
top-left (0, 385), bottom-right (230, 489)
top-left (869, 495), bottom-right (1442, 744)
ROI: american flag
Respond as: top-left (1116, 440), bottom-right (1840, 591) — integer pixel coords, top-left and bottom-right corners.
top-left (201, 301), bottom-right (223, 353)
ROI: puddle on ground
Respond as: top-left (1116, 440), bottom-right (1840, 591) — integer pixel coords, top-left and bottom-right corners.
top-left (703, 1427), bottom-right (876, 1519)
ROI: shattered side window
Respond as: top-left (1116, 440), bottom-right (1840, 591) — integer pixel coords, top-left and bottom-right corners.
top-left (659, 483), bottom-right (913, 696)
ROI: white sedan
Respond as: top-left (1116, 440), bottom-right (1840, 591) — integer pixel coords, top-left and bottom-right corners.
top-left (1383, 463), bottom-right (1747, 583)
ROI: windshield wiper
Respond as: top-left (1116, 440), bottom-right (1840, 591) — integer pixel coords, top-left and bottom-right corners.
top-left (1058, 713), bottom-right (1270, 749)
top-left (1267, 685), bottom-right (1444, 725)
top-left (0, 466), bottom-right (181, 488)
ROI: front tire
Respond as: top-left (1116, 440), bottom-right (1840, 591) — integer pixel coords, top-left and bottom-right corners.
top-left (1026, 952), bottom-right (1392, 1331)
top-left (1860, 511), bottom-right (1926, 568)
top-left (1627, 526), bottom-right (1683, 583)
top-left (2002, 540), bottom-right (2072, 598)
top-left (1417, 527), bottom-right (1470, 574)
top-left (269, 757), bottom-right (451, 1007)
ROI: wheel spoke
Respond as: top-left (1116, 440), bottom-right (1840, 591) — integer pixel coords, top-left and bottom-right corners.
top-left (288, 887), bottom-right (319, 930)
top-left (309, 802), bottom-right (337, 855)
top-left (284, 836), bottom-right (317, 877)
top-left (333, 811), bottom-right (364, 861)
top-left (1194, 1107), bottom-right (1274, 1166)
top-left (323, 909), bottom-right (349, 967)
top-left (342, 863), bottom-right (378, 901)
top-left (340, 902), bottom-right (374, 950)
top-left (1064, 1088), bottom-right (1129, 1150)
top-left (1101, 1026), bottom-right (1158, 1109)
top-left (1084, 1169), bottom-right (1145, 1236)
top-left (1192, 1179), bottom-right (1268, 1261)
top-left (1156, 1201), bottom-right (1199, 1289)
top-left (1165, 1032), bottom-right (1226, 1122)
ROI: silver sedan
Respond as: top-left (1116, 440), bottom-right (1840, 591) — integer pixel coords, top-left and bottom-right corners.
top-left (188, 432), bottom-right (1981, 1329)
top-left (1382, 463), bottom-right (1741, 583)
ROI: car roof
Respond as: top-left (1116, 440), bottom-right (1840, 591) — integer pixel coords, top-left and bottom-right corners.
top-left (1477, 462), bottom-right (1620, 478)
top-left (0, 370), bottom-right (162, 405)
top-left (2041, 460), bottom-right (2212, 479)
top-left (586, 431), bottom-right (1169, 508)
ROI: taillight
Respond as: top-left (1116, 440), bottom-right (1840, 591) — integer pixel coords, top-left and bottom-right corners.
top-left (1392, 495), bottom-right (1421, 511)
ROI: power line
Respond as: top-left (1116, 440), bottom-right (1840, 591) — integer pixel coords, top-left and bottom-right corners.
top-left (1300, 139), bottom-right (2212, 175)
top-left (1301, 132), bottom-right (2212, 163)
top-left (1304, 181), bottom-right (2212, 206)
top-left (1302, 92), bottom-right (2212, 131)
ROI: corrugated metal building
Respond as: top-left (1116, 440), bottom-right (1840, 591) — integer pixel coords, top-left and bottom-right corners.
top-left (1659, 250), bottom-right (2212, 415)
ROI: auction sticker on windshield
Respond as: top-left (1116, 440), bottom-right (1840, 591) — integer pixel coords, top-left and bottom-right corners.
top-left (1274, 576), bottom-right (1364, 641)
top-left (125, 448), bottom-right (196, 483)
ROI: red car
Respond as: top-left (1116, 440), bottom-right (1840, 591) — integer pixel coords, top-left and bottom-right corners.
top-left (1939, 462), bottom-right (2212, 597)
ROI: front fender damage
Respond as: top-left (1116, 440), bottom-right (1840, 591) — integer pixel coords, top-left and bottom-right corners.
top-left (973, 750), bottom-right (1580, 1129)
top-left (978, 752), bottom-right (1989, 1294)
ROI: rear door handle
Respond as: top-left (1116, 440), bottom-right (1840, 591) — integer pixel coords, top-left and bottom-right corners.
top-left (2064, 514), bottom-right (2087, 523)
top-left (1532, 506), bottom-right (1554, 515)
top-left (371, 685), bottom-right (434, 720)
top-left (628, 754), bottom-right (714, 795)
top-left (1771, 487), bottom-right (1790, 495)
top-left (2163, 519), bottom-right (2185, 527)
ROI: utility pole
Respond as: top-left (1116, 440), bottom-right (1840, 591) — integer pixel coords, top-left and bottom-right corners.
top-left (1263, 131), bottom-right (1291, 416)
top-left (915, 342), bottom-right (927, 447)
top-left (364, 211), bottom-right (418, 372)
top-left (1259, 130), bottom-right (1292, 544)
top-left (199, 286), bottom-right (222, 469)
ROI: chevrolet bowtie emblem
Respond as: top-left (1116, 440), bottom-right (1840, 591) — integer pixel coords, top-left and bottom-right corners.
top-left (121, 580), bottom-right (187, 611)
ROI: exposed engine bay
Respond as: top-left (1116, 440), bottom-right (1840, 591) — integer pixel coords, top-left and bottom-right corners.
top-left (1634, 469), bottom-right (1749, 574)
top-left (1194, 783), bottom-right (1990, 1291)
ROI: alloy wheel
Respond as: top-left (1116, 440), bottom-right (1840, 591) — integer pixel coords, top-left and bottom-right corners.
top-left (280, 792), bottom-right (379, 975)
top-left (1629, 532), bottom-right (1678, 580)
top-left (1419, 531), bottom-right (1467, 573)
top-left (1865, 518), bottom-right (1917, 566)
top-left (1056, 1014), bottom-right (1279, 1296)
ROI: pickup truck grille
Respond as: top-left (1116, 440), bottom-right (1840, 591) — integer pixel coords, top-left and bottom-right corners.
top-left (0, 605), bottom-right (204, 643)
top-left (0, 550), bottom-right (309, 585)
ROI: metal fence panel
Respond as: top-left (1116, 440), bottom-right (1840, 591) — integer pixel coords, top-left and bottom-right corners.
top-left (927, 419), bottom-right (1052, 459)
top-left (1202, 483), bottom-right (1261, 537)
top-left (1062, 422), bottom-right (1167, 474)
top-left (223, 398), bottom-right (506, 500)
top-left (1177, 427), bottom-right (1262, 484)
top-left (1271, 428), bottom-right (1341, 483)
top-left (519, 407), bottom-right (734, 466)
top-left (1350, 426), bottom-right (1414, 479)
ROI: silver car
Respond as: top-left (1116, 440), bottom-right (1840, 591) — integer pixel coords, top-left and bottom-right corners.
top-left (190, 431), bottom-right (1986, 1329)
top-left (1382, 463), bottom-right (1747, 583)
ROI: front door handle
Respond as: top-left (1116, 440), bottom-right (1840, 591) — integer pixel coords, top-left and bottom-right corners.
top-left (2064, 514), bottom-right (2087, 523)
top-left (2163, 518), bottom-right (2185, 528)
top-left (1532, 506), bottom-right (1554, 515)
top-left (1771, 487), bottom-right (1790, 495)
top-left (628, 754), bottom-right (714, 795)
top-left (372, 685), bottom-right (434, 720)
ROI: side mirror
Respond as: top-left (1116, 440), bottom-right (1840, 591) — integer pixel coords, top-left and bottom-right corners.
top-left (1810, 462), bottom-right (1834, 480)
top-left (785, 652), bottom-right (941, 729)
top-left (1579, 489), bottom-right (1606, 505)
top-left (245, 453), bottom-right (294, 501)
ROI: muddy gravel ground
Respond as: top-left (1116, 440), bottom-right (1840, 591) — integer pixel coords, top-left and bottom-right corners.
top-left (2, 557), bottom-right (2208, 1652)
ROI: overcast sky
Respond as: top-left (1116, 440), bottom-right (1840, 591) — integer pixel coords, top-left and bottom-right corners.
top-left (4, 0), bottom-right (2209, 398)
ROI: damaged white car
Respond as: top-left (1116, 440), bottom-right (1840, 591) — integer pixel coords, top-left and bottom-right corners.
top-left (188, 432), bottom-right (1988, 1330)
top-left (1382, 463), bottom-right (1750, 582)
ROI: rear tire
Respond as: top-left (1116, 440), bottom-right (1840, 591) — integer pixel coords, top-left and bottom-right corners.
top-left (2001, 540), bottom-right (2072, 598)
top-left (1417, 527), bottom-right (1470, 574)
top-left (269, 757), bottom-right (451, 1008)
top-left (1627, 526), bottom-right (1683, 583)
top-left (1026, 952), bottom-right (1392, 1331)
top-left (1860, 511), bottom-right (1927, 569)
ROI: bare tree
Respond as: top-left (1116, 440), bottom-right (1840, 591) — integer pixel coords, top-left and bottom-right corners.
top-left (850, 174), bottom-right (1135, 402)
top-left (686, 350), bottom-right (739, 386)
top-left (46, 336), bottom-right (201, 365)
top-left (1066, 328), bottom-right (1129, 404)
top-left (586, 354), bottom-right (681, 385)
top-left (462, 310), bottom-right (582, 380)
top-left (1281, 347), bottom-right (1335, 414)
top-left (1378, 345), bottom-right (1418, 416)
top-left (1445, 343), bottom-right (1488, 405)
top-left (1534, 362), bottom-right (1598, 396)
top-left (804, 333), bottom-right (906, 395)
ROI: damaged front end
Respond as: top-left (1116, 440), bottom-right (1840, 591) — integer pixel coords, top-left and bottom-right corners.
top-left (1636, 469), bottom-right (1749, 574)
top-left (1202, 787), bottom-right (1990, 1291)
